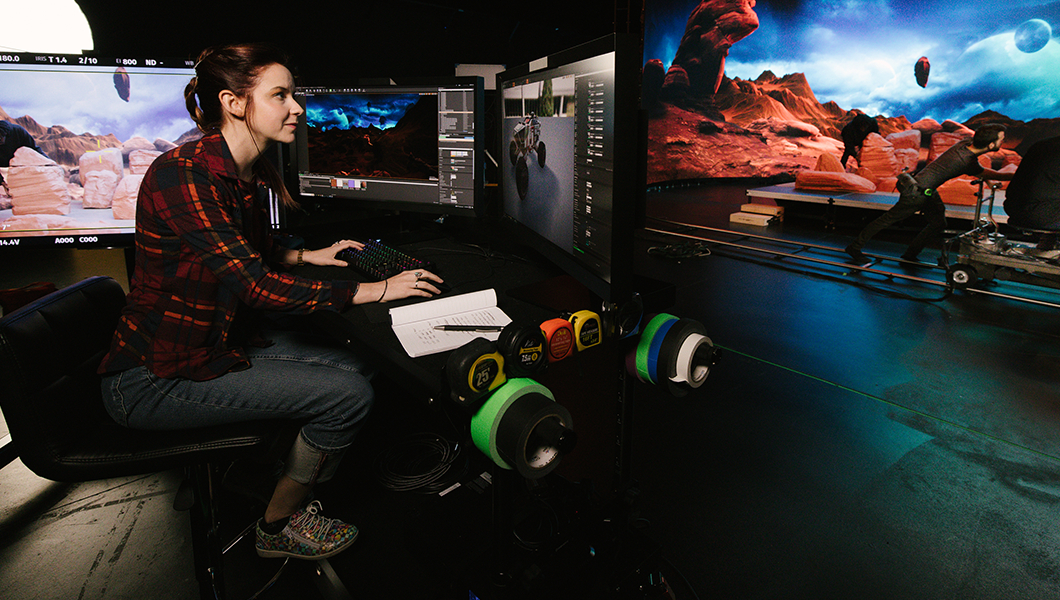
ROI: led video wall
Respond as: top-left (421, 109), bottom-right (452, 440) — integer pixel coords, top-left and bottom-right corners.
top-left (643, 0), bottom-right (1060, 184)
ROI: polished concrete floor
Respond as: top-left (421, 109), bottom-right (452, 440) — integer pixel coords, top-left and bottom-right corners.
top-left (2, 183), bottom-right (1060, 599)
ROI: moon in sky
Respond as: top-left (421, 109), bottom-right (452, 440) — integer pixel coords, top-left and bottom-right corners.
top-left (1014, 19), bottom-right (1052, 53)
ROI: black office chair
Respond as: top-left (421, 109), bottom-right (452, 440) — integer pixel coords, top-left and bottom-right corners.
top-left (0, 275), bottom-right (288, 600)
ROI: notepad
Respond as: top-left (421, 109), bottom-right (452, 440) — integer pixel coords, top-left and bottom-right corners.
top-left (389, 288), bottom-right (512, 357)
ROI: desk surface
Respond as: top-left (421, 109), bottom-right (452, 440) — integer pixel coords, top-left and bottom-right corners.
top-left (298, 233), bottom-right (652, 492)
top-left (298, 235), bottom-right (589, 400)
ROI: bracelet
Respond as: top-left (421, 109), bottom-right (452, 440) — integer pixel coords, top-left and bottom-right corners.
top-left (378, 279), bottom-right (388, 302)
top-left (297, 248), bottom-right (305, 267)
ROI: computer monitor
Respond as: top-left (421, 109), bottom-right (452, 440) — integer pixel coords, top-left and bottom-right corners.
top-left (291, 77), bottom-right (485, 217)
top-left (496, 34), bottom-right (645, 305)
top-left (0, 51), bottom-right (208, 250)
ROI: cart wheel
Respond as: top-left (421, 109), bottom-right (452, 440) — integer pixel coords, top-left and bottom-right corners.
top-left (516, 157), bottom-right (529, 200)
top-left (509, 140), bottom-right (519, 166)
top-left (537, 141), bottom-right (546, 167)
top-left (947, 264), bottom-right (977, 289)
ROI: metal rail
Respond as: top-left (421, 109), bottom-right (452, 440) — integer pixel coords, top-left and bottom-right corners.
top-left (645, 217), bottom-right (1060, 309)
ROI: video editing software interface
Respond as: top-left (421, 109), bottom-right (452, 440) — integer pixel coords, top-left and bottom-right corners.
top-left (294, 79), bottom-right (481, 215)
top-left (0, 51), bottom-right (228, 250)
top-left (498, 41), bottom-right (627, 299)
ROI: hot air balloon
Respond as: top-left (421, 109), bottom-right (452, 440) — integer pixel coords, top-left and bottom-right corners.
top-left (114, 67), bottom-right (130, 102)
top-left (914, 56), bottom-right (930, 88)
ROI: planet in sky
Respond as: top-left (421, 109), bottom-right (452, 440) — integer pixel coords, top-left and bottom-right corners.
top-left (1014, 18), bottom-right (1052, 54)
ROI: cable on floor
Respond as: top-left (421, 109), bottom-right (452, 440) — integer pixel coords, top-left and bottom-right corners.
top-left (376, 432), bottom-right (468, 494)
top-left (647, 241), bottom-right (712, 260)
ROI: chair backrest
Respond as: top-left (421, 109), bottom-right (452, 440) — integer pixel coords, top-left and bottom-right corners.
top-left (0, 276), bottom-right (126, 478)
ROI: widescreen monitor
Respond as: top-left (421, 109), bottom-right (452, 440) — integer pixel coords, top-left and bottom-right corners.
top-left (292, 77), bottom-right (485, 217)
top-left (496, 34), bottom-right (644, 304)
top-left (0, 51), bottom-right (207, 250)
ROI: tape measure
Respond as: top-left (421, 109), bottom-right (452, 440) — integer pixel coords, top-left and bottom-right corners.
top-left (567, 309), bottom-right (602, 352)
top-left (497, 323), bottom-right (547, 377)
top-left (445, 337), bottom-right (507, 411)
top-left (469, 378), bottom-right (575, 479)
top-left (540, 317), bottom-right (575, 362)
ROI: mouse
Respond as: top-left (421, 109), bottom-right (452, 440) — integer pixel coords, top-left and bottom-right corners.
top-left (429, 280), bottom-right (453, 295)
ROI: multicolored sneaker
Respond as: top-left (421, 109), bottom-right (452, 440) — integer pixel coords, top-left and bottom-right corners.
top-left (255, 500), bottom-right (358, 559)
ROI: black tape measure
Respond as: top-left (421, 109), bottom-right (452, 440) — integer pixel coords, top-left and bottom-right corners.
top-left (445, 337), bottom-right (507, 411)
top-left (497, 323), bottom-right (547, 377)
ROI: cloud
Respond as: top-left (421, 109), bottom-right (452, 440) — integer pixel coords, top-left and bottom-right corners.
top-left (647, 0), bottom-right (1060, 124)
top-left (305, 94), bottom-right (422, 130)
top-left (921, 33), bottom-right (1060, 121)
top-left (725, 23), bottom-right (1060, 123)
top-left (2, 65), bottom-right (194, 143)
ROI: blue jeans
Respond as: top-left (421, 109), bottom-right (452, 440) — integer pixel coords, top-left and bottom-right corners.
top-left (101, 327), bottom-right (375, 484)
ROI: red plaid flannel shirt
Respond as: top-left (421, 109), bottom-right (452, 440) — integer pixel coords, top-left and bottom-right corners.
top-left (99, 133), bottom-right (357, 381)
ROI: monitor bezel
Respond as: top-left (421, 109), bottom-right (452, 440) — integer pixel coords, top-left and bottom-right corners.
top-left (494, 33), bottom-right (643, 305)
top-left (289, 76), bottom-right (486, 219)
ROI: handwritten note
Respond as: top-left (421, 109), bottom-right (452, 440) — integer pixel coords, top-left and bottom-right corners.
top-left (389, 289), bottom-right (511, 357)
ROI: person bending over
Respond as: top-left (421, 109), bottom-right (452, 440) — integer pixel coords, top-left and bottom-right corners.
top-left (846, 123), bottom-right (1012, 264)
top-left (97, 43), bottom-right (444, 561)
top-left (840, 113), bottom-right (879, 170)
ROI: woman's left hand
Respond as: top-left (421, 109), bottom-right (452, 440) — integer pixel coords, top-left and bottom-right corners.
top-left (304, 240), bottom-right (364, 267)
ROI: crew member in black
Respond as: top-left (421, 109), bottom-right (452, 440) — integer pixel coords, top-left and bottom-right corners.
top-left (1004, 135), bottom-right (1060, 238)
top-left (840, 113), bottom-right (880, 169)
top-left (846, 123), bottom-right (1012, 264)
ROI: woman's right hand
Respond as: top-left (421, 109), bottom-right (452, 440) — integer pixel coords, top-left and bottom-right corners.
top-left (360, 269), bottom-right (445, 304)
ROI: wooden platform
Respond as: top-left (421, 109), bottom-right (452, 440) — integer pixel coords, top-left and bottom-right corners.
top-left (746, 182), bottom-right (1008, 223)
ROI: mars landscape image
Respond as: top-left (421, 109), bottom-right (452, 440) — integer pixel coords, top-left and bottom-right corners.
top-left (642, 0), bottom-right (1060, 189)
top-left (303, 92), bottom-right (439, 182)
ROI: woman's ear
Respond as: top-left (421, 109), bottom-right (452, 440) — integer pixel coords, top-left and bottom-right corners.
top-left (218, 89), bottom-right (246, 120)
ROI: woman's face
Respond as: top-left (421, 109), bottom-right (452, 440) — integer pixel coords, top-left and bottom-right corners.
top-left (245, 63), bottom-right (303, 146)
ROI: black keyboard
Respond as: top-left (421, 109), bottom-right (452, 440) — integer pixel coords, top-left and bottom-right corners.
top-left (338, 239), bottom-right (434, 281)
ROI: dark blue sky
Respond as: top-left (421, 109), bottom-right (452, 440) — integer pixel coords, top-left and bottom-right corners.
top-left (305, 94), bottom-right (421, 131)
top-left (644, 0), bottom-right (1060, 123)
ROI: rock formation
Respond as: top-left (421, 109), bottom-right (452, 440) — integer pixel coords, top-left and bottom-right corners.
top-left (915, 56), bottom-right (930, 88)
top-left (858, 133), bottom-right (899, 179)
top-left (662, 0), bottom-right (760, 100)
top-left (80, 147), bottom-right (124, 180)
top-left (795, 168), bottom-right (877, 194)
top-left (129, 149), bottom-right (162, 174)
top-left (8, 147), bottom-right (70, 216)
top-left (82, 170), bottom-right (121, 209)
top-left (112, 174), bottom-right (143, 220)
top-left (122, 136), bottom-right (157, 165)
